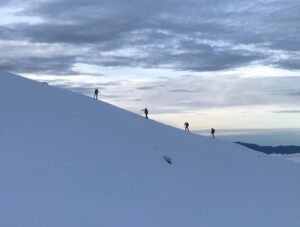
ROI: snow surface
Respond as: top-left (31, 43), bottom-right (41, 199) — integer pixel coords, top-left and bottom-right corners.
top-left (1, 71), bottom-right (300, 227)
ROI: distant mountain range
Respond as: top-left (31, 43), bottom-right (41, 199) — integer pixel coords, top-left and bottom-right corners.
top-left (236, 142), bottom-right (300, 154)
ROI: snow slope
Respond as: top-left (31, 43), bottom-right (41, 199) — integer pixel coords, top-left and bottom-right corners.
top-left (0, 71), bottom-right (300, 227)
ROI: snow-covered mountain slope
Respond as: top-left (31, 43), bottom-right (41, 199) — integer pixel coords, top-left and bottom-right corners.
top-left (0, 71), bottom-right (300, 227)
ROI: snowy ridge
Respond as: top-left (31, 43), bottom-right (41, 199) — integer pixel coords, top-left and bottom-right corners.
top-left (0, 71), bottom-right (300, 227)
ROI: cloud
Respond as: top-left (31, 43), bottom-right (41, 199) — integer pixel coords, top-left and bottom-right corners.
top-left (273, 110), bottom-right (300, 114)
top-left (0, 0), bottom-right (299, 74)
top-left (285, 92), bottom-right (300, 97)
top-left (0, 55), bottom-right (77, 74)
top-left (169, 89), bottom-right (196, 93)
top-left (275, 57), bottom-right (300, 70)
top-left (59, 74), bottom-right (300, 110)
top-left (0, 26), bottom-right (16, 40)
top-left (137, 86), bottom-right (161, 90)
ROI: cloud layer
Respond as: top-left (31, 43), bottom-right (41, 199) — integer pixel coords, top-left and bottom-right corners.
top-left (0, 0), bottom-right (299, 74)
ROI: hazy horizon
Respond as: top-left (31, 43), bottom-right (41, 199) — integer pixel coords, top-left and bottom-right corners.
top-left (196, 128), bottom-right (300, 146)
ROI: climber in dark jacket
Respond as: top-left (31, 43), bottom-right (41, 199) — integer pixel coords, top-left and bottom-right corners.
top-left (211, 128), bottom-right (215, 138)
top-left (184, 122), bottom-right (190, 132)
top-left (141, 108), bottom-right (149, 119)
top-left (94, 89), bottom-right (99, 99)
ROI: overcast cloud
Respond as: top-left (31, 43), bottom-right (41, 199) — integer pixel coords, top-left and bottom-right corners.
top-left (0, 0), bottom-right (299, 74)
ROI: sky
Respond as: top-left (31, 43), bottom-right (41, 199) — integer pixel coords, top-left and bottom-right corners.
top-left (1, 0), bottom-right (300, 139)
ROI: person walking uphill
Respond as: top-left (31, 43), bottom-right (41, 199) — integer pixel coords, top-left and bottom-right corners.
top-left (94, 89), bottom-right (99, 99)
top-left (141, 108), bottom-right (149, 119)
top-left (184, 122), bottom-right (190, 132)
top-left (211, 128), bottom-right (215, 138)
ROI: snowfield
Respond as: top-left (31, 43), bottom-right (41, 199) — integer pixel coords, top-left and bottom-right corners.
top-left (1, 71), bottom-right (300, 227)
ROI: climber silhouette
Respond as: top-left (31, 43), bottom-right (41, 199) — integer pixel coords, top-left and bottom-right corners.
top-left (184, 122), bottom-right (190, 132)
top-left (211, 128), bottom-right (215, 138)
top-left (94, 89), bottom-right (99, 99)
top-left (141, 108), bottom-right (149, 119)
